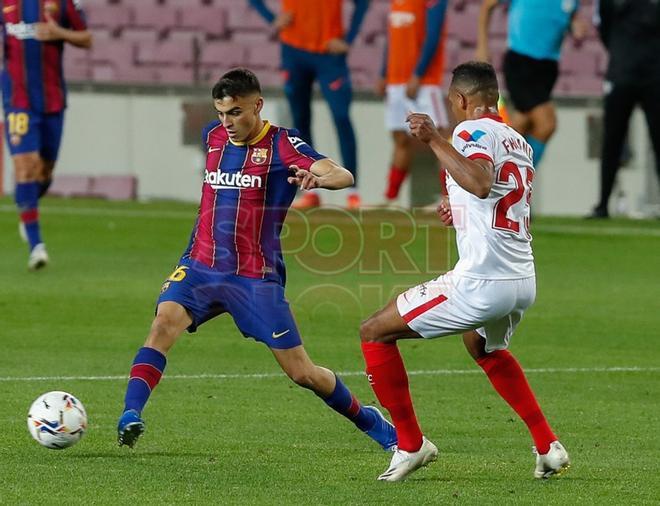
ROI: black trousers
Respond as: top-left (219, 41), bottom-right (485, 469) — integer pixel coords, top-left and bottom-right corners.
top-left (597, 80), bottom-right (660, 213)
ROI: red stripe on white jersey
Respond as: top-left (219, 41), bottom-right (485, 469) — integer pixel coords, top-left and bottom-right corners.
top-left (402, 294), bottom-right (448, 323)
top-left (468, 153), bottom-right (494, 164)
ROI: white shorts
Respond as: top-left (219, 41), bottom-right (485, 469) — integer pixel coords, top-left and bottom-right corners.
top-left (385, 84), bottom-right (449, 132)
top-left (396, 271), bottom-right (536, 352)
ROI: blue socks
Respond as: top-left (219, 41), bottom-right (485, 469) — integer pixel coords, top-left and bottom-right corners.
top-left (15, 182), bottom-right (41, 250)
top-left (321, 375), bottom-right (377, 431)
top-left (123, 347), bottom-right (167, 414)
top-left (526, 136), bottom-right (547, 167)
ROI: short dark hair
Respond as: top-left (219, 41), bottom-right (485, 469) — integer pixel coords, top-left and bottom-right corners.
top-left (212, 68), bottom-right (261, 100)
top-left (450, 61), bottom-right (499, 100)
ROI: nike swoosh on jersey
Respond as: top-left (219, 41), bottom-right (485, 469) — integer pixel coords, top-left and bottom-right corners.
top-left (208, 146), bottom-right (223, 152)
top-left (272, 329), bottom-right (290, 339)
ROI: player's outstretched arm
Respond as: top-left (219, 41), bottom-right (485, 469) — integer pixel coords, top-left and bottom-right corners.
top-left (408, 113), bottom-right (494, 199)
top-left (35, 13), bottom-right (92, 49)
top-left (475, 0), bottom-right (499, 62)
top-left (287, 159), bottom-right (354, 191)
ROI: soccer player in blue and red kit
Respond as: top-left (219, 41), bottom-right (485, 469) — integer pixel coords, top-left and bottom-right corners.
top-left (117, 68), bottom-right (397, 454)
top-left (1, 0), bottom-right (92, 270)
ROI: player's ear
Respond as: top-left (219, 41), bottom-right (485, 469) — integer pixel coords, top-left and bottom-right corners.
top-left (254, 97), bottom-right (264, 115)
top-left (459, 92), bottom-right (468, 111)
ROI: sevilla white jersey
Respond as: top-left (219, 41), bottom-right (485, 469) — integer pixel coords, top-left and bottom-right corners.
top-left (447, 114), bottom-right (535, 280)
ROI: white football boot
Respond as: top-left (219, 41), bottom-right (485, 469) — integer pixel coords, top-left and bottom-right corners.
top-left (28, 243), bottom-right (49, 271)
top-left (534, 440), bottom-right (570, 479)
top-left (377, 436), bottom-right (438, 482)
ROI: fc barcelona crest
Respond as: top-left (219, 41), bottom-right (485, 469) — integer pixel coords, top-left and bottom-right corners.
top-left (251, 148), bottom-right (268, 164)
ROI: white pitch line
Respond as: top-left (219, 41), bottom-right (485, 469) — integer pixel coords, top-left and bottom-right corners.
top-left (1, 204), bottom-right (658, 237)
top-left (0, 366), bottom-right (658, 382)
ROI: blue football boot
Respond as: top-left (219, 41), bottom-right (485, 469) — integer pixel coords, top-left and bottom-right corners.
top-left (363, 406), bottom-right (397, 451)
top-left (117, 409), bottom-right (145, 448)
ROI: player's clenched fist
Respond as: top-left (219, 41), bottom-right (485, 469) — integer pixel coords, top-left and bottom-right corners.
top-left (437, 195), bottom-right (453, 227)
top-left (288, 165), bottom-right (320, 190)
top-left (406, 112), bottom-right (438, 143)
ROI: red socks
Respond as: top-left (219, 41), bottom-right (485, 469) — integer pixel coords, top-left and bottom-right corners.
top-left (361, 342), bottom-right (423, 452)
top-left (477, 350), bottom-right (557, 454)
top-left (385, 165), bottom-right (408, 200)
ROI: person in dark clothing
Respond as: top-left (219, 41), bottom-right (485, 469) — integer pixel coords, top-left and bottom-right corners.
top-left (590, 0), bottom-right (660, 218)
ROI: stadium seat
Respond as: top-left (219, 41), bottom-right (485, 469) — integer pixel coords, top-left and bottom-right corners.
top-left (132, 4), bottom-right (179, 32)
top-left (156, 65), bottom-right (195, 85)
top-left (246, 43), bottom-right (280, 69)
top-left (165, 28), bottom-right (205, 44)
top-left (90, 41), bottom-right (135, 67)
top-left (179, 7), bottom-right (228, 39)
top-left (200, 42), bottom-right (247, 67)
top-left (227, 5), bottom-right (269, 32)
top-left (85, 4), bottom-right (132, 29)
top-left (136, 41), bottom-right (195, 66)
top-left (120, 28), bottom-right (160, 44)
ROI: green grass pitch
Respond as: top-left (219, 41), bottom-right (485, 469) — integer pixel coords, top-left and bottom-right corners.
top-left (0, 198), bottom-right (659, 505)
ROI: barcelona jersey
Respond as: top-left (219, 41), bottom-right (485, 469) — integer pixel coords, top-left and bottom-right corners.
top-left (182, 121), bottom-right (325, 284)
top-left (1, 0), bottom-right (87, 113)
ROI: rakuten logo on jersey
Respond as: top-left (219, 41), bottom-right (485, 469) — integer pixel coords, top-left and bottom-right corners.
top-left (5, 22), bottom-right (37, 40)
top-left (204, 170), bottom-right (263, 190)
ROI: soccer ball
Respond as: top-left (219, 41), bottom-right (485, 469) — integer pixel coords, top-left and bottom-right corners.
top-left (27, 391), bottom-right (88, 449)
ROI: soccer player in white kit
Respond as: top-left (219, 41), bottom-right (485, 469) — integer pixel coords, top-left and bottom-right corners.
top-left (360, 61), bottom-right (570, 482)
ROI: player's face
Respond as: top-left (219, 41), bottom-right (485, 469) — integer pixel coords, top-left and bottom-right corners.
top-left (448, 87), bottom-right (467, 122)
top-left (214, 94), bottom-right (264, 142)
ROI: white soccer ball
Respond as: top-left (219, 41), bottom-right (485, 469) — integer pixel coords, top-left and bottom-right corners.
top-left (27, 391), bottom-right (88, 449)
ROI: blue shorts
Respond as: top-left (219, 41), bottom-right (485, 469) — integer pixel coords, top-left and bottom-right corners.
top-left (4, 108), bottom-right (64, 160)
top-left (157, 258), bottom-right (303, 350)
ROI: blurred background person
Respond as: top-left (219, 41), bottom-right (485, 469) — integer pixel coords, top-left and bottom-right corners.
top-left (376, 0), bottom-right (450, 207)
top-left (1, 0), bottom-right (92, 270)
top-left (588, 0), bottom-right (660, 219)
top-left (476, 0), bottom-right (588, 167)
top-left (249, 0), bottom-right (369, 209)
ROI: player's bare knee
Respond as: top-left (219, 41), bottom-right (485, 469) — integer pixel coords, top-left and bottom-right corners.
top-left (13, 154), bottom-right (42, 182)
top-left (360, 317), bottom-right (383, 343)
top-left (287, 368), bottom-right (316, 390)
top-left (147, 314), bottom-right (180, 343)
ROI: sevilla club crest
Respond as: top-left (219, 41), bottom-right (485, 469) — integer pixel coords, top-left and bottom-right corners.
top-left (251, 148), bottom-right (268, 164)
